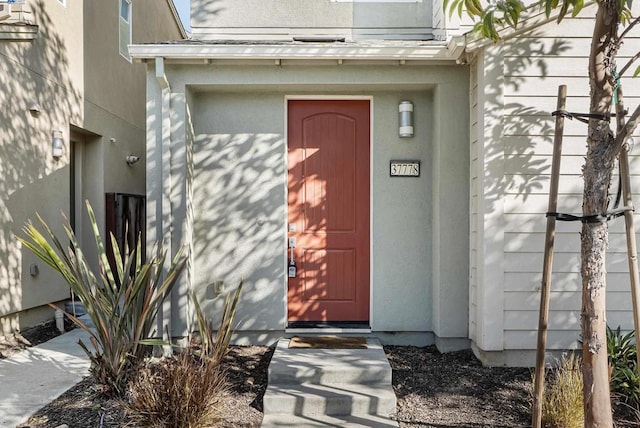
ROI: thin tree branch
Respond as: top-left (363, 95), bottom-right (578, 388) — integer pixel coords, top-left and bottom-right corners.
top-left (619, 16), bottom-right (640, 41)
top-left (619, 50), bottom-right (640, 77)
top-left (615, 103), bottom-right (640, 151)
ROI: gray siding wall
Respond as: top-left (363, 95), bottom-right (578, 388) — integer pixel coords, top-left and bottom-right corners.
top-left (470, 4), bottom-right (640, 364)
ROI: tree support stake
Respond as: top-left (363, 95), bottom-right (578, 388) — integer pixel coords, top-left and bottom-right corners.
top-left (532, 85), bottom-right (566, 428)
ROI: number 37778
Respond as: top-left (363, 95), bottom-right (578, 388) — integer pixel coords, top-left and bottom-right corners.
top-left (390, 161), bottom-right (420, 177)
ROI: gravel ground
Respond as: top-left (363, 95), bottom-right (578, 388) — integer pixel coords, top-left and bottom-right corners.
top-left (4, 333), bottom-right (639, 428)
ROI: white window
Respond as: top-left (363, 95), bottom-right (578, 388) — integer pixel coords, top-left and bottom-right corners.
top-left (119, 0), bottom-right (131, 61)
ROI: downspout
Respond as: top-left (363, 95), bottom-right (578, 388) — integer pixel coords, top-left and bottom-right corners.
top-left (156, 56), bottom-right (173, 355)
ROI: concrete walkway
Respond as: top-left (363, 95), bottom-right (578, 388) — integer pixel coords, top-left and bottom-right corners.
top-left (0, 326), bottom-right (91, 427)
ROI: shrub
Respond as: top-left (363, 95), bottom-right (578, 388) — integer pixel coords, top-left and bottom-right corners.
top-left (19, 202), bottom-right (186, 395)
top-left (608, 325), bottom-right (640, 408)
top-left (541, 353), bottom-right (584, 428)
top-left (191, 280), bottom-right (243, 364)
top-left (126, 352), bottom-right (228, 428)
top-left (126, 285), bottom-right (243, 427)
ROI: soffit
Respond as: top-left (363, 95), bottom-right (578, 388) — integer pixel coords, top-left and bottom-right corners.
top-left (129, 39), bottom-right (463, 63)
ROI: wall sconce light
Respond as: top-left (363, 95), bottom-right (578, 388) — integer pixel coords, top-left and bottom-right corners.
top-left (399, 101), bottom-right (414, 138)
top-left (126, 155), bottom-right (140, 166)
top-left (52, 130), bottom-right (64, 160)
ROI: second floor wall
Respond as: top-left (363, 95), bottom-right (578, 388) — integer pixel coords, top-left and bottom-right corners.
top-left (192, 0), bottom-right (436, 41)
top-left (84, 0), bottom-right (184, 130)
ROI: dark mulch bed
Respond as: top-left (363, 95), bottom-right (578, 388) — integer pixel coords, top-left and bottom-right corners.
top-left (7, 332), bottom-right (639, 427)
top-left (0, 321), bottom-right (64, 359)
top-left (18, 346), bottom-right (274, 428)
top-left (386, 346), bottom-right (531, 427)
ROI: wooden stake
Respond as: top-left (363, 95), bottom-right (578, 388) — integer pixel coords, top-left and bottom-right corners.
top-left (532, 85), bottom-right (567, 428)
top-left (615, 89), bottom-right (640, 376)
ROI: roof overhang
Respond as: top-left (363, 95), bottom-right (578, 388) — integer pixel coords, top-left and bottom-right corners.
top-left (129, 40), bottom-right (466, 64)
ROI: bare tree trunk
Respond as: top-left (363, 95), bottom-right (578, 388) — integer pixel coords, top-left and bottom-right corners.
top-left (582, 2), bottom-right (619, 426)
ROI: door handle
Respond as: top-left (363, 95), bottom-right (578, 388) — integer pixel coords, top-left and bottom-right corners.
top-left (288, 246), bottom-right (297, 278)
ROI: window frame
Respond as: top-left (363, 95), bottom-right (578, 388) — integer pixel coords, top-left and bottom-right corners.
top-left (119, 0), bottom-right (132, 62)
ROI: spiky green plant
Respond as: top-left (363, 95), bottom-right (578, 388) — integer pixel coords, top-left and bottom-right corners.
top-left (19, 201), bottom-right (186, 395)
top-left (608, 326), bottom-right (640, 407)
top-left (191, 280), bottom-right (243, 364)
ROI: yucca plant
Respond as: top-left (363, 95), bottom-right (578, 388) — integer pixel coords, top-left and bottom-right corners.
top-left (191, 280), bottom-right (243, 364)
top-left (19, 201), bottom-right (186, 395)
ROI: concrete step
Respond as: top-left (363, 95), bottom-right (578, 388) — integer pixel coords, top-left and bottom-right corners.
top-left (261, 413), bottom-right (399, 427)
top-left (268, 340), bottom-right (391, 385)
top-left (262, 337), bottom-right (398, 427)
top-left (263, 382), bottom-right (397, 417)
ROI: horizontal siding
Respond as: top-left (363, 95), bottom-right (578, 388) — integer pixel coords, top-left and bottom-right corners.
top-left (504, 310), bottom-right (635, 332)
top-left (505, 291), bottom-right (634, 312)
top-left (504, 76), bottom-right (640, 97)
top-left (472, 7), bottom-right (640, 354)
top-left (505, 272), bottom-right (638, 293)
top-left (505, 252), bottom-right (632, 274)
top-left (504, 330), bottom-right (580, 350)
top-left (505, 232), bottom-right (638, 254)
top-left (504, 213), bottom-right (638, 234)
top-left (505, 37), bottom-right (639, 61)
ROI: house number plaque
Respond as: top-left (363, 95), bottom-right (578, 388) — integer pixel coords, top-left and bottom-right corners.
top-left (390, 161), bottom-right (420, 177)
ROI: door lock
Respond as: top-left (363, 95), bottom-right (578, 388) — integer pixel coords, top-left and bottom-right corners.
top-left (288, 246), bottom-right (297, 278)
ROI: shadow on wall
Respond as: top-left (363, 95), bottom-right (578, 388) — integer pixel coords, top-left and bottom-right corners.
top-left (191, 131), bottom-right (286, 333)
top-left (478, 31), bottom-right (639, 348)
top-left (0, 0), bottom-right (82, 329)
top-left (483, 33), bottom-right (573, 215)
top-left (191, 0), bottom-right (225, 28)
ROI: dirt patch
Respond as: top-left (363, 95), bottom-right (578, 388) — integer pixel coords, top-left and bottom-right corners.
top-left (386, 346), bottom-right (531, 427)
top-left (19, 346), bottom-right (274, 428)
top-left (15, 341), bottom-right (640, 427)
top-left (0, 321), bottom-right (64, 359)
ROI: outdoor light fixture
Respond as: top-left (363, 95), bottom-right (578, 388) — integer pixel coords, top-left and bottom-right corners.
top-left (126, 155), bottom-right (140, 166)
top-left (52, 130), bottom-right (64, 160)
top-left (399, 101), bottom-right (414, 138)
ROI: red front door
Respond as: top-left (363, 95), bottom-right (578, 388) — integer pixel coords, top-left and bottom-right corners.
top-left (287, 100), bottom-right (370, 322)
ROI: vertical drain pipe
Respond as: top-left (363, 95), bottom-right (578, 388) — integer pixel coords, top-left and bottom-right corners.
top-left (156, 56), bottom-right (173, 356)
top-left (55, 309), bottom-right (65, 333)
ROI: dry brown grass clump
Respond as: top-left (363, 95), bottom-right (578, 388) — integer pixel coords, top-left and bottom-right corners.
top-left (541, 353), bottom-right (584, 428)
top-left (126, 351), bottom-right (228, 427)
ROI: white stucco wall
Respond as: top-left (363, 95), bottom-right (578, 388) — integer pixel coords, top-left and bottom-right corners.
top-left (191, 0), bottom-right (434, 40)
top-left (0, 0), bottom-right (182, 335)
